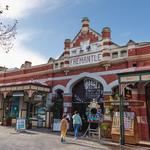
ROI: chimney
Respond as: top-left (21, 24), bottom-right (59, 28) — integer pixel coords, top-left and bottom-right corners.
top-left (102, 27), bottom-right (111, 39)
top-left (81, 17), bottom-right (89, 34)
top-left (64, 39), bottom-right (71, 50)
top-left (21, 61), bottom-right (32, 69)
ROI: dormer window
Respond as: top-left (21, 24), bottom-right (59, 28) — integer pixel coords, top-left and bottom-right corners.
top-left (71, 50), bottom-right (77, 55)
top-left (80, 49), bottom-right (84, 53)
top-left (120, 50), bottom-right (127, 57)
top-left (112, 52), bottom-right (118, 59)
top-left (55, 63), bottom-right (59, 68)
top-left (60, 62), bottom-right (64, 68)
top-left (80, 40), bottom-right (90, 51)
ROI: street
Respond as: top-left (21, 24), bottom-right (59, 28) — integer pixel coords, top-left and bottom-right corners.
top-left (0, 127), bottom-right (149, 150)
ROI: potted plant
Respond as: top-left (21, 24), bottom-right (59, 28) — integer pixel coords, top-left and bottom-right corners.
top-left (100, 122), bottom-right (111, 138)
top-left (2, 116), bottom-right (12, 126)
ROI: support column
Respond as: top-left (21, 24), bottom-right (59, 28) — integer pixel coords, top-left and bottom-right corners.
top-left (131, 85), bottom-right (149, 140)
top-left (63, 93), bottom-right (72, 116)
top-left (138, 84), bottom-right (149, 140)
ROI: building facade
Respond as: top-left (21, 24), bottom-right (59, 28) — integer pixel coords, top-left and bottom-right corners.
top-left (0, 17), bottom-right (150, 140)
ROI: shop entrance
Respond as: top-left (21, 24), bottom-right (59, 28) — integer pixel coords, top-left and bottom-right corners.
top-left (72, 78), bottom-right (104, 131)
top-left (4, 95), bottom-right (20, 119)
top-left (53, 89), bottom-right (64, 119)
top-left (146, 83), bottom-right (150, 139)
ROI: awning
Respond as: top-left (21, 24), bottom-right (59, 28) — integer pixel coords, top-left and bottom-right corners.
top-left (0, 82), bottom-right (50, 93)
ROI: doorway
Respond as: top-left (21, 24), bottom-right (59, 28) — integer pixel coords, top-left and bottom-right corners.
top-left (72, 78), bottom-right (104, 131)
top-left (53, 89), bottom-right (64, 119)
top-left (146, 83), bottom-right (150, 138)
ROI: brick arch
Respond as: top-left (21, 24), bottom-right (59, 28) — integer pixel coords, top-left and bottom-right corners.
top-left (108, 80), bottom-right (119, 89)
top-left (52, 85), bottom-right (66, 94)
top-left (65, 72), bottom-right (110, 94)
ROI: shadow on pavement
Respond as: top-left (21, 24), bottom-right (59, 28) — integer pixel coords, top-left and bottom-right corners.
top-left (10, 130), bottom-right (38, 135)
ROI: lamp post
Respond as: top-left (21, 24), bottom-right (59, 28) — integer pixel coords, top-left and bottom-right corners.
top-left (119, 95), bottom-right (125, 145)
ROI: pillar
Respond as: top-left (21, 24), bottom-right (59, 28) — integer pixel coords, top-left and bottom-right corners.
top-left (130, 85), bottom-right (149, 140)
top-left (63, 93), bottom-right (72, 117)
top-left (138, 84), bottom-right (149, 140)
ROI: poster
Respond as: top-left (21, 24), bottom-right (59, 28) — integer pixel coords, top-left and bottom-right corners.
top-left (53, 119), bottom-right (61, 131)
top-left (16, 118), bottom-right (26, 130)
top-left (111, 112), bottom-right (135, 135)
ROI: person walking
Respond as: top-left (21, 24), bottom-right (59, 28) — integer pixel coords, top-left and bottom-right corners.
top-left (60, 114), bottom-right (68, 143)
top-left (72, 111), bottom-right (82, 140)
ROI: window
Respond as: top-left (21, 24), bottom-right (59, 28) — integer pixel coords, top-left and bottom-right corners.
top-left (60, 62), bottom-right (64, 68)
top-left (71, 50), bottom-right (77, 55)
top-left (132, 63), bottom-right (137, 67)
top-left (120, 50), bottom-right (127, 57)
top-left (112, 52), bottom-right (118, 59)
top-left (55, 63), bottom-right (59, 68)
top-left (80, 40), bottom-right (90, 51)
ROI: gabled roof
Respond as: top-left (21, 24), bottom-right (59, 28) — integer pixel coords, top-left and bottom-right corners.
top-left (72, 27), bottom-right (102, 44)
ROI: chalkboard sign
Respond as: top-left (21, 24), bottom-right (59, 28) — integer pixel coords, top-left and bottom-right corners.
top-left (16, 118), bottom-right (26, 131)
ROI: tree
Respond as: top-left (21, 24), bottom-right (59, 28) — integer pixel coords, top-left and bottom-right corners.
top-left (0, 5), bottom-right (17, 53)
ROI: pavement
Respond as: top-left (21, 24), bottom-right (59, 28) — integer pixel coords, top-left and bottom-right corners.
top-left (0, 126), bottom-right (150, 150)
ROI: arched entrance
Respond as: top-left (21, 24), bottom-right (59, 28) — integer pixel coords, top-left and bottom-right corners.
top-left (145, 83), bottom-right (150, 138)
top-left (72, 77), bottom-right (104, 130)
top-left (53, 89), bottom-right (64, 119)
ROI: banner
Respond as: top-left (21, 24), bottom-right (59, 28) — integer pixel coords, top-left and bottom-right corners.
top-left (111, 112), bottom-right (135, 136)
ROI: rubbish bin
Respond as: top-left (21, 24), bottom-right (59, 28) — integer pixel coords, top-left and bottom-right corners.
top-left (37, 118), bottom-right (43, 128)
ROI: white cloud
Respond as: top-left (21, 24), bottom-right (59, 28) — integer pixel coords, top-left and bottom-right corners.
top-left (1, 0), bottom-right (68, 19)
top-left (0, 33), bottom-right (47, 68)
top-left (0, 0), bottom-right (70, 68)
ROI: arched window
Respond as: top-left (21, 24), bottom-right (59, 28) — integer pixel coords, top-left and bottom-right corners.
top-left (72, 78), bottom-right (103, 103)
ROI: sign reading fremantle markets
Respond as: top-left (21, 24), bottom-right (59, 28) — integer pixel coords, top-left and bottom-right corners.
top-left (16, 118), bottom-right (26, 131)
top-left (69, 52), bottom-right (101, 67)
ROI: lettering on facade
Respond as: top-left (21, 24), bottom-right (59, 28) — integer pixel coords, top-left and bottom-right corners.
top-left (69, 53), bottom-right (101, 66)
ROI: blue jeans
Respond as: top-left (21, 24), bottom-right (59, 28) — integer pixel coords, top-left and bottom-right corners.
top-left (73, 124), bottom-right (80, 138)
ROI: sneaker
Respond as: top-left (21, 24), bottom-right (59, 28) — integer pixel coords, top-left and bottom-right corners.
top-left (61, 137), bottom-right (63, 143)
top-left (74, 137), bottom-right (77, 140)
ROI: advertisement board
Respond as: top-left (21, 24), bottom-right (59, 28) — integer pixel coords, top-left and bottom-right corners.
top-left (111, 112), bottom-right (135, 136)
top-left (16, 118), bottom-right (26, 131)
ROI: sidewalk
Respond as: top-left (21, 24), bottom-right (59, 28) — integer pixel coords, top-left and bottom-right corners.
top-left (68, 137), bottom-right (150, 150)
top-left (30, 128), bottom-right (150, 149)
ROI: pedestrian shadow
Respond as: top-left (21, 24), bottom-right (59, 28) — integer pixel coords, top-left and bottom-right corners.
top-left (65, 140), bottom-right (112, 150)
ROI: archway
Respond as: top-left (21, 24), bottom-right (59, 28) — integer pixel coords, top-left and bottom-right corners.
top-left (145, 82), bottom-right (150, 138)
top-left (72, 77), bottom-right (104, 130)
top-left (52, 89), bottom-right (64, 119)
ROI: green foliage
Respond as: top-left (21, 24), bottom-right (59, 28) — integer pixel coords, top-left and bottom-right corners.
top-left (100, 122), bottom-right (111, 131)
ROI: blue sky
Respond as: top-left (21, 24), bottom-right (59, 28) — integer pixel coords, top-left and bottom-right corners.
top-left (0, 0), bottom-right (150, 68)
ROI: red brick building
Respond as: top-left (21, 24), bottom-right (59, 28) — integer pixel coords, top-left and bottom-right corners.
top-left (0, 17), bottom-right (150, 141)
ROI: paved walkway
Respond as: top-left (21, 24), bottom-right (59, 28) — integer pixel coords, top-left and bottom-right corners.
top-left (0, 126), bottom-right (111, 150)
top-left (0, 127), bottom-right (150, 150)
